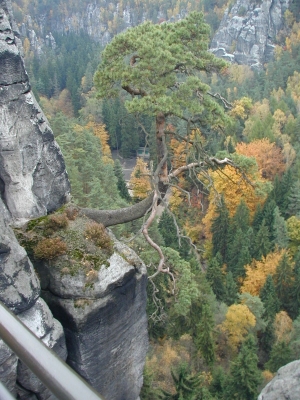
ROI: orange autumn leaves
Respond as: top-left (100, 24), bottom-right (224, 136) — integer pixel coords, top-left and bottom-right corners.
top-left (236, 139), bottom-right (285, 180)
top-left (203, 138), bottom-right (285, 238)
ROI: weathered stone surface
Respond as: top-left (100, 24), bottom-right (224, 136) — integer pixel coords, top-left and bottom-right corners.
top-left (16, 298), bottom-right (67, 400)
top-left (41, 235), bottom-right (148, 400)
top-left (0, 198), bottom-right (40, 313)
top-left (258, 360), bottom-right (300, 400)
top-left (0, 0), bottom-right (70, 225)
top-left (0, 197), bottom-right (67, 398)
top-left (0, 339), bottom-right (18, 397)
top-left (210, 0), bottom-right (289, 69)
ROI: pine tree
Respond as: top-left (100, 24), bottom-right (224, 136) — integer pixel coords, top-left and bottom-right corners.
top-left (253, 220), bottom-right (271, 260)
top-left (274, 253), bottom-right (293, 314)
top-left (159, 364), bottom-right (201, 400)
top-left (195, 303), bottom-right (216, 366)
top-left (95, 11), bottom-right (227, 191)
top-left (290, 250), bottom-right (300, 319)
top-left (232, 200), bottom-right (250, 233)
top-left (260, 275), bottom-right (280, 321)
top-left (262, 199), bottom-right (277, 244)
top-left (158, 209), bottom-right (179, 250)
top-left (209, 367), bottom-right (227, 399)
top-left (206, 254), bottom-right (226, 302)
top-left (273, 206), bottom-right (289, 249)
top-left (140, 366), bottom-right (161, 400)
top-left (287, 180), bottom-right (300, 217)
top-left (225, 335), bottom-right (262, 400)
top-left (265, 341), bottom-right (293, 373)
top-left (114, 159), bottom-right (131, 202)
top-left (252, 203), bottom-right (264, 233)
top-left (276, 170), bottom-right (293, 217)
top-left (102, 99), bottom-right (121, 150)
top-left (227, 229), bottom-right (251, 278)
top-left (211, 197), bottom-right (230, 263)
top-left (224, 272), bottom-right (238, 306)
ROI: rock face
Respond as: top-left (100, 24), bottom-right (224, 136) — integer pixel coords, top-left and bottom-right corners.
top-left (258, 360), bottom-right (300, 400)
top-left (29, 213), bottom-right (148, 400)
top-left (0, 2), bottom-right (148, 399)
top-left (210, 0), bottom-right (289, 69)
top-left (0, 0), bottom-right (70, 225)
top-left (0, 197), bottom-right (67, 399)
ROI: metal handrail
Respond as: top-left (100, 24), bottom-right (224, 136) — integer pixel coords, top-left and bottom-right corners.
top-left (0, 301), bottom-right (104, 400)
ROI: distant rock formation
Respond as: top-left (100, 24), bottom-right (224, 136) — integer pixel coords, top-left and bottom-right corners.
top-left (0, 0), bottom-right (70, 226)
top-left (258, 360), bottom-right (300, 400)
top-left (210, 0), bottom-right (289, 69)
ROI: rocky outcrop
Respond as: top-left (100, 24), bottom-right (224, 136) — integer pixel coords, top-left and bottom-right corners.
top-left (0, 197), bottom-right (67, 399)
top-left (258, 360), bottom-right (300, 400)
top-left (210, 0), bottom-right (289, 69)
top-left (1, 2), bottom-right (148, 399)
top-left (0, 0), bottom-right (70, 225)
top-left (24, 212), bottom-right (148, 400)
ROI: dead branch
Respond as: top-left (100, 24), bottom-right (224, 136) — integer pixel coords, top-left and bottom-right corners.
top-left (207, 92), bottom-right (233, 109)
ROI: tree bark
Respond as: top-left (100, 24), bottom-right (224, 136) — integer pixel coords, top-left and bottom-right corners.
top-left (78, 193), bottom-right (154, 227)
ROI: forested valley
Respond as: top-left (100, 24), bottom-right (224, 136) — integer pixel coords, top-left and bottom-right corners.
top-left (14, 0), bottom-right (300, 398)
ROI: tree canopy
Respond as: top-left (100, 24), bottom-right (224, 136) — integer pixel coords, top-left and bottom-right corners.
top-left (94, 12), bottom-right (226, 122)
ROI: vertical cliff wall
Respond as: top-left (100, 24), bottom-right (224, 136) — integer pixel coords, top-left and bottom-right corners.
top-left (0, 1), bottom-right (148, 399)
top-left (0, 0), bottom-right (70, 225)
top-left (210, 0), bottom-right (289, 69)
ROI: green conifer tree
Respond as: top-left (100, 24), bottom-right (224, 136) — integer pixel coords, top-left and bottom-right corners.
top-left (252, 203), bottom-right (264, 233)
top-left (273, 206), bottom-right (289, 249)
top-left (287, 180), bottom-right (300, 217)
top-left (232, 200), bottom-right (250, 233)
top-left (158, 209), bottom-right (179, 250)
top-left (265, 341), bottom-right (293, 373)
top-left (224, 272), bottom-right (238, 306)
top-left (227, 229), bottom-right (251, 278)
top-left (206, 254), bottom-right (225, 302)
top-left (225, 335), bottom-right (262, 400)
top-left (211, 197), bottom-right (230, 263)
top-left (159, 364), bottom-right (201, 400)
top-left (274, 253), bottom-right (293, 314)
top-left (195, 303), bottom-right (216, 366)
top-left (253, 220), bottom-right (271, 260)
top-left (114, 159), bottom-right (131, 202)
top-left (290, 250), bottom-right (300, 319)
top-left (260, 275), bottom-right (280, 321)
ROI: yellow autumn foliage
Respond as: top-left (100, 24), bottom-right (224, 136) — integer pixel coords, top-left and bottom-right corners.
top-left (129, 158), bottom-right (152, 200)
top-left (274, 311), bottom-right (294, 344)
top-left (203, 164), bottom-right (268, 238)
top-left (240, 250), bottom-right (286, 296)
top-left (219, 304), bottom-right (256, 352)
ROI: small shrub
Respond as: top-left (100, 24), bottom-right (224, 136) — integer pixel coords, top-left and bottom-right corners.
top-left (86, 269), bottom-right (98, 284)
top-left (34, 237), bottom-right (67, 260)
top-left (46, 213), bottom-right (69, 230)
top-left (66, 206), bottom-right (79, 221)
top-left (84, 222), bottom-right (113, 251)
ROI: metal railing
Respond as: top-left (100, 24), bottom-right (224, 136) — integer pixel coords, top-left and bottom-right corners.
top-left (0, 301), bottom-right (104, 400)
